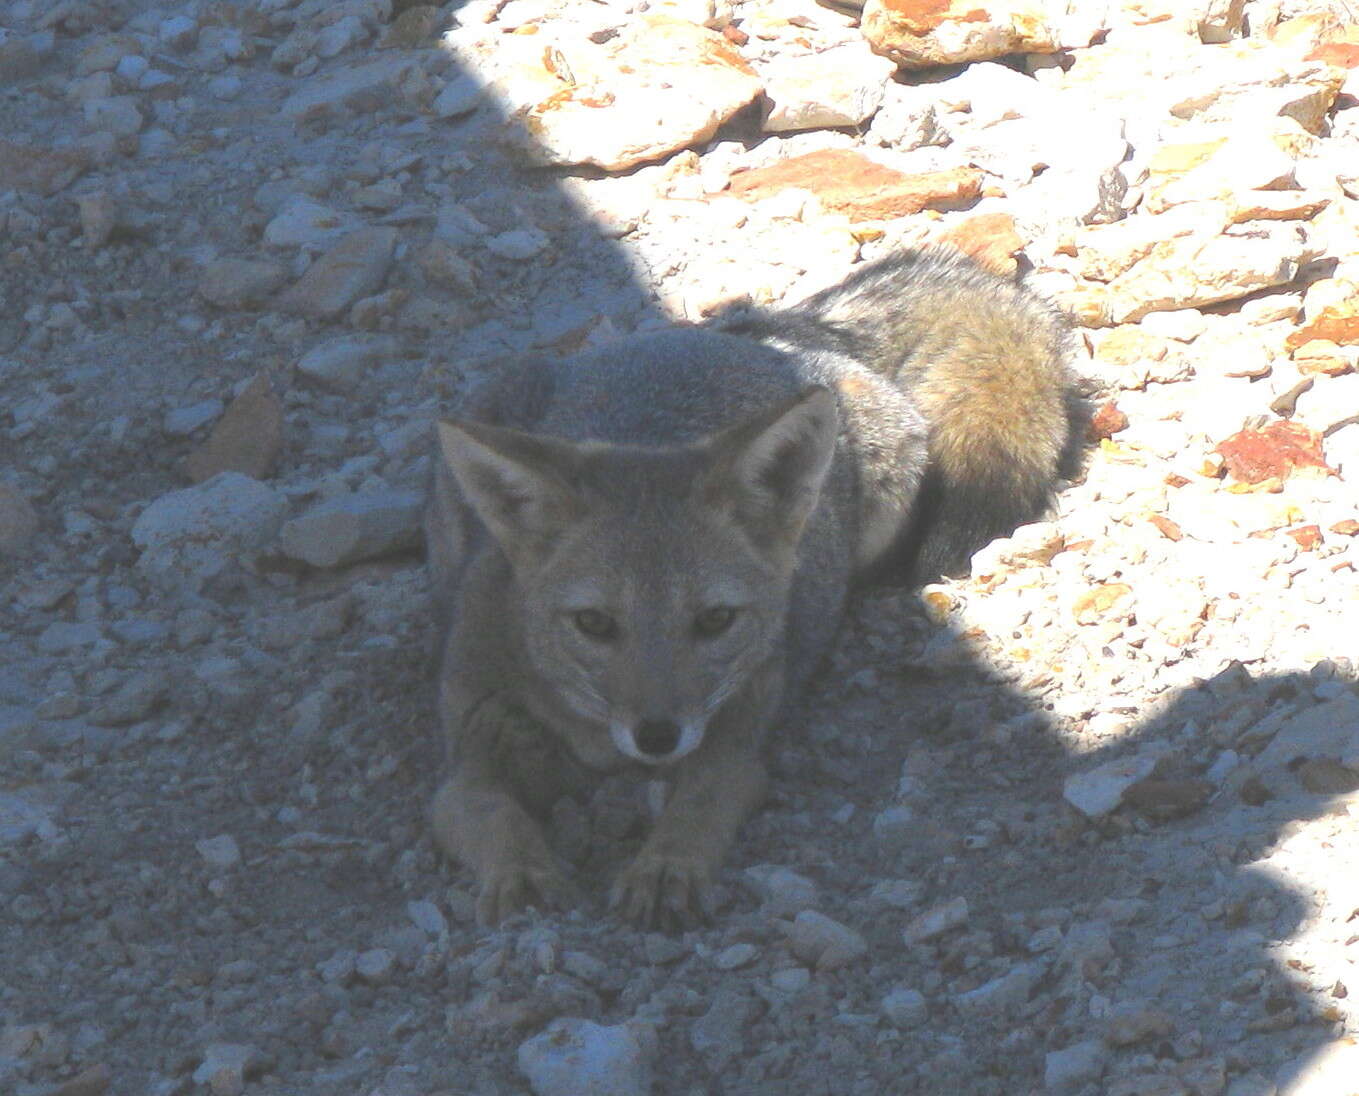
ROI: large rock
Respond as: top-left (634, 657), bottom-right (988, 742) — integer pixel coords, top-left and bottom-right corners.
top-left (1075, 202), bottom-right (1226, 284)
top-left (759, 42), bottom-right (896, 132)
top-left (517, 1018), bottom-right (652, 1096)
top-left (727, 149), bottom-right (982, 223)
top-left (263, 197), bottom-right (361, 250)
top-left (198, 258), bottom-right (288, 310)
top-left (184, 373), bottom-right (284, 484)
top-left (1143, 129), bottom-right (1301, 215)
top-left (296, 335), bottom-right (398, 392)
top-left (1167, 58), bottom-right (1345, 135)
top-left (447, 16), bottom-right (762, 171)
top-left (861, 0), bottom-right (1063, 70)
top-left (279, 228), bottom-right (397, 320)
top-left (280, 490), bottom-right (423, 568)
top-left (785, 910), bottom-right (868, 971)
top-left (936, 213), bottom-right (1024, 277)
top-left (1256, 695), bottom-right (1359, 774)
top-left (0, 138), bottom-right (87, 196)
top-left (131, 473), bottom-right (288, 586)
top-left (280, 56), bottom-right (419, 121)
top-left (1101, 224), bottom-right (1314, 324)
top-left (82, 95), bottom-right (143, 137)
top-left (0, 30), bottom-right (55, 81)
top-left (1063, 752), bottom-right (1161, 819)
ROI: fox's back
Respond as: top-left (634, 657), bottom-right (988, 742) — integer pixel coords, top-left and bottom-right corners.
top-left (467, 328), bottom-right (820, 445)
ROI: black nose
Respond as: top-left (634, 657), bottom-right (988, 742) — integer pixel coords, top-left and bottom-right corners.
top-left (634, 719), bottom-right (680, 757)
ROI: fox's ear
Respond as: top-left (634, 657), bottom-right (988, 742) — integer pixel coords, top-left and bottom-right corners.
top-left (706, 386), bottom-right (839, 552)
top-left (435, 419), bottom-right (585, 566)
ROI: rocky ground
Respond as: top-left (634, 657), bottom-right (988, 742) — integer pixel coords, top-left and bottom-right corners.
top-left (3, 0), bottom-right (1359, 1093)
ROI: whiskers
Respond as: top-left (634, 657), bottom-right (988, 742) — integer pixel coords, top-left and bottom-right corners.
top-left (561, 665), bottom-right (610, 722)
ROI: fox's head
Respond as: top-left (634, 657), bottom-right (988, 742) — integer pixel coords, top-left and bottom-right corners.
top-left (437, 388), bottom-right (839, 767)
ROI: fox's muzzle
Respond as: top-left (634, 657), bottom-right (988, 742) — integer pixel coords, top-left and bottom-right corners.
top-left (610, 717), bottom-right (705, 765)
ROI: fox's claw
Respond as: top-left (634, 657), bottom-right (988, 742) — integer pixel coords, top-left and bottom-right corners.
top-left (610, 850), bottom-right (714, 931)
top-left (476, 860), bottom-right (572, 927)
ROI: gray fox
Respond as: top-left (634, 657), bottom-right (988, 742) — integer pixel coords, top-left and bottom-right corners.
top-left (425, 246), bottom-right (1082, 928)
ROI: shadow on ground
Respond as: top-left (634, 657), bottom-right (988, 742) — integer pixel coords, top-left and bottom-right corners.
top-left (1, 4), bottom-right (1352, 1094)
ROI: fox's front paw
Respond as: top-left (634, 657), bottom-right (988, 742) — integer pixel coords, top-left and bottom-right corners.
top-left (477, 858), bottom-right (572, 927)
top-left (610, 850), bottom-right (714, 930)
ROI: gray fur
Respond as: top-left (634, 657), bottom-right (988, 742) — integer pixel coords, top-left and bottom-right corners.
top-left (424, 246), bottom-right (1080, 924)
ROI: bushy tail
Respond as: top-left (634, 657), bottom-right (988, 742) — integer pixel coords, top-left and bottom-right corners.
top-left (896, 403), bottom-right (1086, 581)
top-left (799, 247), bottom-right (1088, 582)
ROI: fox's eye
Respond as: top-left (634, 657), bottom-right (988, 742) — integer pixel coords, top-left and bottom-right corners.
top-left (694, 606), bottom-right (737, 638)
top-left (572, 609), bottom-right (618, 641)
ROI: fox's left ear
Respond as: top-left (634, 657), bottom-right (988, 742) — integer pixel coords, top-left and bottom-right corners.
top-left (705, 386), bottom-right (839, 552)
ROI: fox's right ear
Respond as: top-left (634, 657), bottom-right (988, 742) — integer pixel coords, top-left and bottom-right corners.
top-left (435, 419), bottom-right (585, 566)
top-left (705, 386), bottom-right (839, 555)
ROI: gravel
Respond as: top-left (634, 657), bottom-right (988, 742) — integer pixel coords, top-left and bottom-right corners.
top-left (2, 1), bottom-right (1357, 1093)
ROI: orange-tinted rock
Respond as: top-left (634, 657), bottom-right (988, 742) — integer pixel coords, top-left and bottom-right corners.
top-left (861, 0), bottom-right (1060, 69)
top-left (936, 212), bottom-right (1023, 277)
top-left (1302, 22), bottom-right (1359, 69)
top-left (1292, 340), bottom-right (1356, 377)
top-left (1308, 41), bottom-right (1359, 68)
top-left (1329, 519), bottom-right (1359, 536)
top-left (1072, 583), bottom-right (1132, 625)
top-left (1094, 326), bottom-right (1169, 366)
top-left (1149, 514), bottom-right (1183, 541)
top-left (1285, 299), bottom-right (1359, 349)
top-left (518, 17), bottom-right (763, 171)
top-left (1228, 191), bottom-right (1331, 223)
top-left (1214, 420), bottom-right (1333, 484)
top-left (185, 373), bottom-right (284, 484)
top-left (1286, 524), bottom-right (1323, 550)
top-left (1087, 400), bottom-right (1130, 441)
top-left (727, 150), bottom-right (982, 223)
top-left (1267, 13), bottom-right (1344, 50)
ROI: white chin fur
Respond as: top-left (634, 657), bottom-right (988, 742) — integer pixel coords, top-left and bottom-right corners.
top-left (609, 721), bottom-right (704, 765)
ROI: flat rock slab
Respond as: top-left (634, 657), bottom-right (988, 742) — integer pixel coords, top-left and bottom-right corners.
top-left (525, 17), bottom-right (761, 171)
top-left (280, 489), bottom-right (423, 568)
top-left (279, 227), bottom-right (397, 320)
top-left (197, 258), bottom-right (288, 310)
top-left (936, 212), bottom-right (1024, 277)
top-left (0, 138), bottom-right (87, 196)
top-left (263, 197), bottom-right (362, 250)
top-left (1256, 694), bottom-right (1359, 773)
top-left (184, 372), bottom-right (284, 484)
top-left (280, 56), bottom-right (418, 121)
top-left (1214, 420), bottom-right (1332, 484)
top-left (1101, 224), bottom-right (1313, 323)
top-left (517, 1018), bottom-right (652, 1096)
top-left (759, 41), bottom-right (896, 132)
top-left (727, 149), bottom-right (982, 223)
top-left (131, 472), bottom-right (287, 586)
top-left (785, 910), bottom-right (869, 971)
top-left (861, 0), bottom-right (1062, 70)
top-left (296, 335), bottom-right (398, 393)
top-left (1063, 752), bottom-right (1162, 819)
top-left (451, 16), bottom-right (762, 171)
